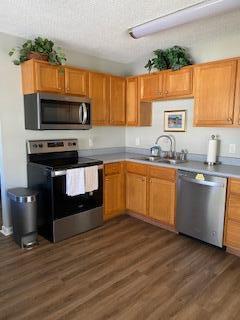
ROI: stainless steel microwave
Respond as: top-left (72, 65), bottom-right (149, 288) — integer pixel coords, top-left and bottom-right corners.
top-left (24, 93), bottom-right (92, 130)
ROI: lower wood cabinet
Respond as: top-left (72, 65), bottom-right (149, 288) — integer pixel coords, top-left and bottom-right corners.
top-left (104, 162), bottom-right (125, 220)
top-left (126, 172), bottom-right (147, 215)
top-left (148, 177), bottom-right (176, 226)
top-left (125, 162), bottom-right (176, 227)
top-left (224, 178), bottom-right (240, 250)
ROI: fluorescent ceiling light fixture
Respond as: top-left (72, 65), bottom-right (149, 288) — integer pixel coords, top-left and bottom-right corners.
top-left (129, 0), bottom-right (240, 39)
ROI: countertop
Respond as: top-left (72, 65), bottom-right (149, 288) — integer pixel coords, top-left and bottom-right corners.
top-left (89, 152), bottom-right (240, 179)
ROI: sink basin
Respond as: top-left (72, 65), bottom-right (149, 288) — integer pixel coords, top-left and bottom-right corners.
top-left (131, 156), bottom-right (187, 165)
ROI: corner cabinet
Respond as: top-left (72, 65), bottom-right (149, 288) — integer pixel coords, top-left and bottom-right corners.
top-left (194, 60), bottom-right (237, 126)
top-left (126, 76), bottom-right (152, 126)
top-left (104, 162), bottom-right (125, 220)
top-left (89, 72), bottom-right (110, 125)
top-left (109, 75), bottom-right (126, 125)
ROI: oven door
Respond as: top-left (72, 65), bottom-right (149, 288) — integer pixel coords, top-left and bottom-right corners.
top-left (51, 166), bottom-right (103, 220)
top-left (40, 98), bottom-right (91, 130)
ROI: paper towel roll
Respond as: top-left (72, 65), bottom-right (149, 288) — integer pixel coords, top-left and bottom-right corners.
top-left (207, 136), bottom-right (218, 164)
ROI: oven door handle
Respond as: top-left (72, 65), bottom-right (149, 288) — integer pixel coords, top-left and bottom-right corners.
top-left (51, 164), bottom-right (103, 177)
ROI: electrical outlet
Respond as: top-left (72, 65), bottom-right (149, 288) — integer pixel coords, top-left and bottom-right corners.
top-left (229, 144), bottom-right (236, 154)
top-left (88, 138), bottom-right (93, 148)
top-left (135, 137), bottom-right (140, 146)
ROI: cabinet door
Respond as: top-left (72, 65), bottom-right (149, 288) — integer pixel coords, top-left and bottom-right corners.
top-left (104, 173), bottom-right (124, 218)
top-left (126, 77), bottom-right (139, 125)
top-left (64, 67), bottom-right (89, 96)
top-left (194, 60), bottom-right (237, 126)
top-left (140, 73), bottom-right (163, 101)
top-left (234, 60), bottom-right (240, 125)
top-left (149, 177), bottom-right (176, 226)
top-left (89, 72), bottom-right (110, 125)
top-left (35, 62), bottom-right (62, 93)
top-left (126, 173), bottom-right (147, 215)
top-left (164, 68), bottom-right (193, 98)
top-left (110, 76), bottom-right (126, 125)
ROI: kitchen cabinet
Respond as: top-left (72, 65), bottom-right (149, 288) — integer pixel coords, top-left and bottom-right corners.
top-left (21, 59), bottom-right (89, 96)
top-left (64, 67), bottom-right (89, 96)
top-left (164, 67), bottom-right (193, 98)
top-left (140, 73), bottom-right (164, 101)
top-left (109, 76), bottom-right (126, 125)
top-left (89, 72), bottom-right (110, 125)
top-left (21, 59), bottom-right (63, 94)
top-left (104, 162), bottom-right (125, 220)
top-left (194, 60), bottom-right (237, 126)
top-left (139, 67), bottom-right (193, 101)
top-left (126, 76), bottom-right (152, 126)
top-left (148, 166), bottom-right (176, 226)
top-left (225, 178), bottom-right (240, 250)
top-left (126, 162), bottom-right (148, 215)
top-left (233, 60), bottom-right (240, 125)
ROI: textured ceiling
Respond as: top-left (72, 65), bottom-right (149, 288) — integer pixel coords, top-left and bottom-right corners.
top-left (0, 0), bottom-right (240, 63)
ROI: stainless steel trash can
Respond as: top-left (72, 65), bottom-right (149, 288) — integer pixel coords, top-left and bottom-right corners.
top-left (7, 188), bottom-right (39, 248)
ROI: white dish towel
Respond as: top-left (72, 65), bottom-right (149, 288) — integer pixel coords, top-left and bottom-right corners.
top-left (66, 168), bottom-right (85, 196)
top-left (85, 166), bottom-right (99, 192)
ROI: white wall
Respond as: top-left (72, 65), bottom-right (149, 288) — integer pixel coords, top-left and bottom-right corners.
top-left (126, 31), bottom-right (240, 75)
top-left (0, 33), bottom-right (126, 230)
top-left (126, 99), bottom-right (240, 157)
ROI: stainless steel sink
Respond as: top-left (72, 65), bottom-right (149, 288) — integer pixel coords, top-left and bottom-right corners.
top-left (131, 156), bottom-right (187, 165)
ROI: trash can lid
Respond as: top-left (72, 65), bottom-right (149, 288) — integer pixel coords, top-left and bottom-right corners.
top-left (7, 188), bottom-right (39, 203)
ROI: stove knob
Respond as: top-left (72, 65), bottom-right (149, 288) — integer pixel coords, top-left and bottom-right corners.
top-left (33, 144), bottom-right (38, 148)
top-left (38, 144), bottom-right (43, 148)
top-left (68, 142), bottom-right (73, 146)
top-left (73, 142), bottom-right (76, 146)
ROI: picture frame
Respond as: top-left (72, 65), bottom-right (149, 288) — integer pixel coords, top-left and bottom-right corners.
top-left (164, 110), bottom-right (186, 132)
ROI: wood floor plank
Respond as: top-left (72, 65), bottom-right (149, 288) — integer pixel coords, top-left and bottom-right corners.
top-left (1, 215), bottom-right (240, 320)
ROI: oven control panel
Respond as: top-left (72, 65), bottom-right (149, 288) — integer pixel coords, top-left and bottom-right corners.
top-left (27, 139), bottom-right (78, 154)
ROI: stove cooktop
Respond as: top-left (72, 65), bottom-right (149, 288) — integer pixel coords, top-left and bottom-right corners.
top-left (29, 157), bottom-right (103, 170)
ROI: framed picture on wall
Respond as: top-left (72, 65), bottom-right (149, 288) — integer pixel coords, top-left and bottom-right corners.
top-left (164, 110), bottom-right (186, 132)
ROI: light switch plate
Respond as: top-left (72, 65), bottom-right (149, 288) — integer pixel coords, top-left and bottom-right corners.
top-left (88, 138), bottom-right (94, 147)
top-left (229, 144), bottom-right (236, 154)
top-left (135, 137), bottom-right (140, 146)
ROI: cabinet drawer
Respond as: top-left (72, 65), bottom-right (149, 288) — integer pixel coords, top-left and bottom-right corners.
top-left (126, 162), bottom-right (147, 176)
top-left (104, 162), bottom-right (122, 175)
top-left (149, 166), bottom-right (176, 181)
top-left (229, 179), bottom-right (240, 195)
top-left (225, 220), bottom-right (240, 249)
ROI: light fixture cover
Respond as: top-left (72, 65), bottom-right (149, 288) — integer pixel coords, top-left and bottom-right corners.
top-left (129, 0), bottom-right (240, 39)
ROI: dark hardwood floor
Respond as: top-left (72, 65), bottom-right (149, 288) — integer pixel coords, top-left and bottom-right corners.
top-left (1, 215), bottom-right (240, 320)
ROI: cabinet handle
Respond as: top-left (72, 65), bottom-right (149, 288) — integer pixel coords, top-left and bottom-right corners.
top-left (228, 117), bottom-right (233, 122)
top-left (165, 90), bottom-right (168, 94)
top-left (105, 178), bottom-right (109, 181)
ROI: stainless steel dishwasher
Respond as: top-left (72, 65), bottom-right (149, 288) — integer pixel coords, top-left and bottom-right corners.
top-left (176, 170), bottom-right (227, 247)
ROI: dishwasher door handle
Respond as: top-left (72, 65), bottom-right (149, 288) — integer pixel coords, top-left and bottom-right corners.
top-left (179, 175), bottom-right (225, 188)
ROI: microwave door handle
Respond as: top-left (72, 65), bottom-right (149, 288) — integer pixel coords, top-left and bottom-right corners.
top-left (82, 103), bottom-right (87, 125)
top-left (79, 104), bottom-right (83, 124)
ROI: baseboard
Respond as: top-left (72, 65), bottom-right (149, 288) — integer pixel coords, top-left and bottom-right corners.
top-left (0, 225), bottom-right (13, 236)
top-left (226, 246), bottom-right (240, 257)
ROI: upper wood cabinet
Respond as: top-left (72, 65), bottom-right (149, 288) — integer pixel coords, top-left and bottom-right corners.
top-left (21, 60), bottom-right (89, 96)
top-left (89, 72), bottom-right (110, 125)
top-left (64, 67), bottom-right (89, 96)
top-left (164, 67), bottom-right (193, 98)
top-left (194, 60), bottom-right (237, 126)
top-left (126, 76), bottom-right (152, 126)
top-left (139, 67), bottom-right (193, 101)
top-left (233, 60), bottom-right (240, 126)
top-left (21, 59), bottom-right (63, 94)
top-left (104, 162), bottom-right (125, 220)
top-left (140, 73), bottom-right (163, 101)
top-left (109, 76), bottom-right (126, 125)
